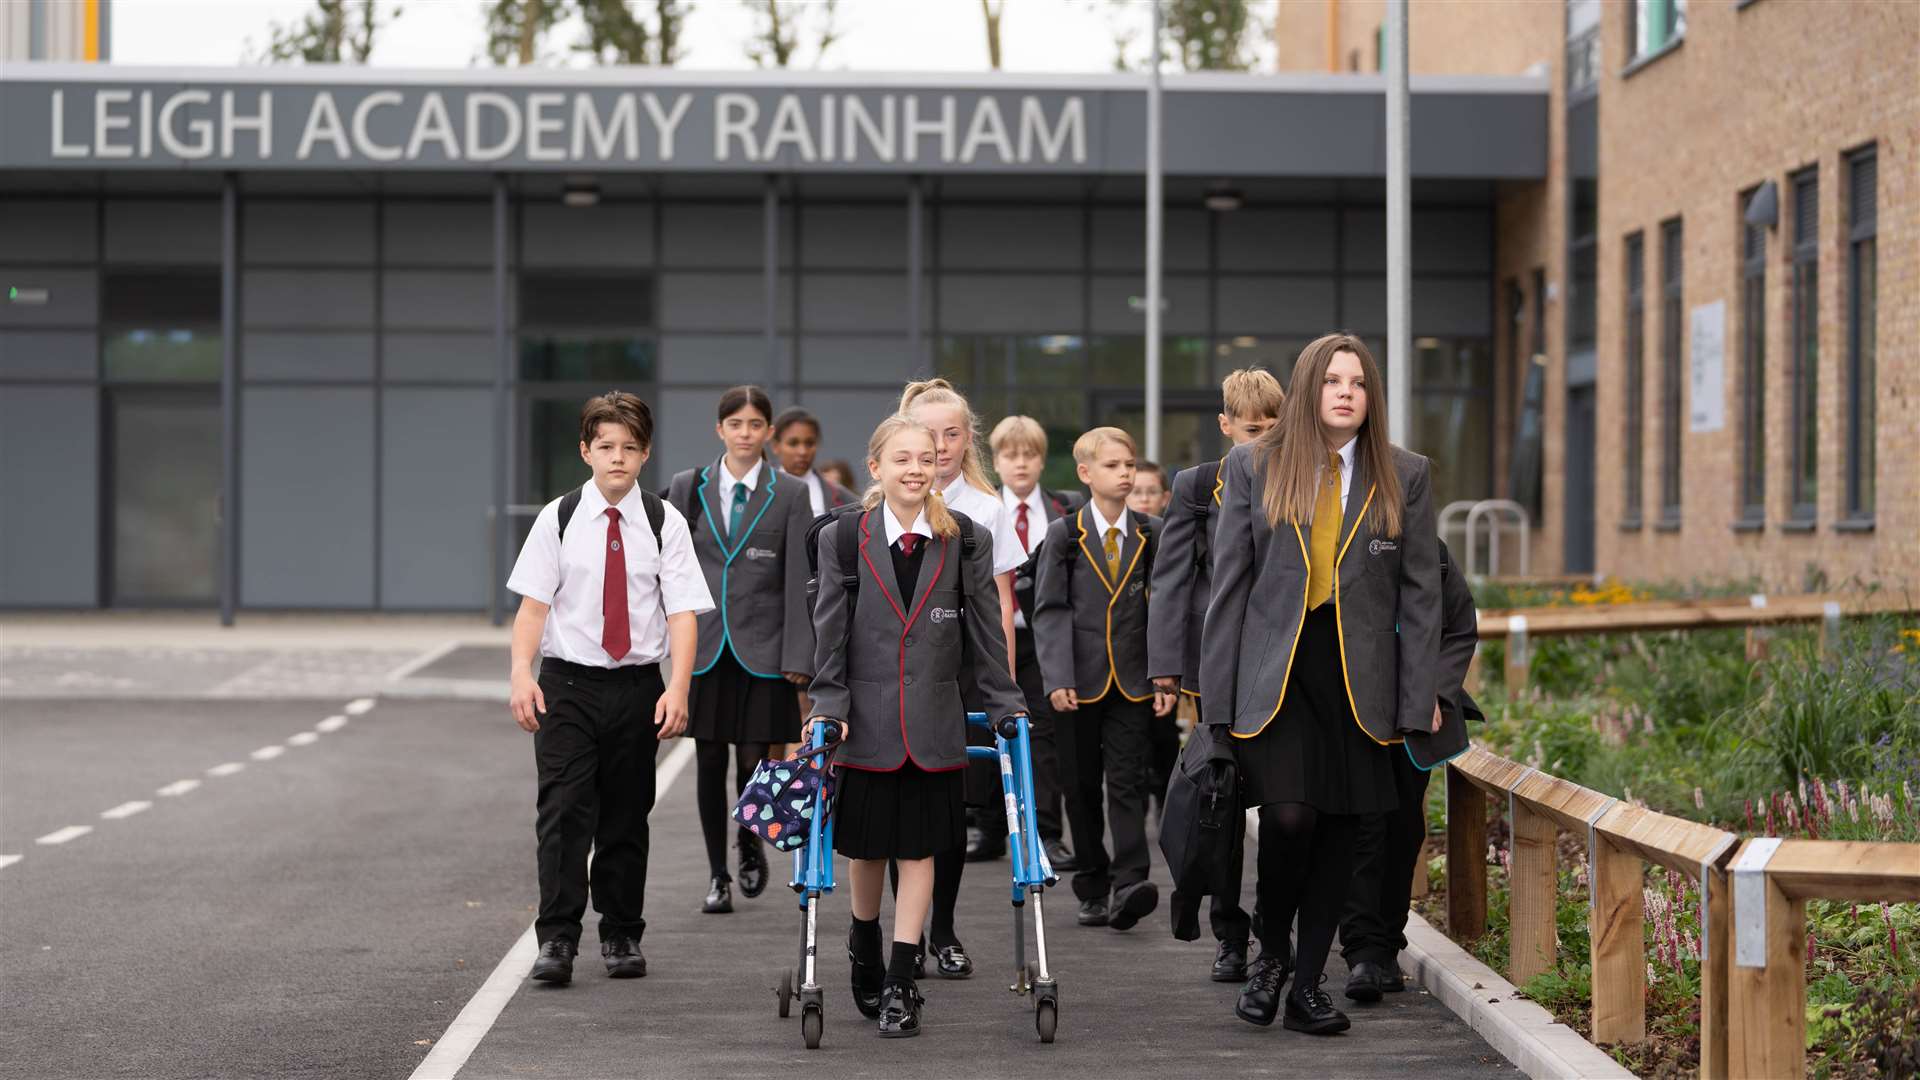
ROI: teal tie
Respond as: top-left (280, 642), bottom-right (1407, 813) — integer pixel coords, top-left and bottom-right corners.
top-left (728, 482), bottom-right (749, 538)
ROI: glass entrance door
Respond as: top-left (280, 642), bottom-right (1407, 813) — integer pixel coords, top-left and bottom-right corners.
top-left (1094, 392), bottom-right (1225, 476)
top-left (109, 389), bottom-right (220, 605)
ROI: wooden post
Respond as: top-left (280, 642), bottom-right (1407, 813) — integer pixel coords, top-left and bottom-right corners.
top-left (1508, 797), bottom-right (1558, 984)
top-left (1588, 832), bottom-right (1646, 1044)
top-left (1411, 836), bottom-right (1432, 899)
top-left (1503, 616), bottom-right (1529, 700)
top-left (1446, 766), bottom-right (1488, 940)
top-left (1699, 860), bottom-right (1732, 1080)
top-left (1728, 878), bottom-right (1805, 1078)
top-left (1743, 594), bottom-right (1769, 661)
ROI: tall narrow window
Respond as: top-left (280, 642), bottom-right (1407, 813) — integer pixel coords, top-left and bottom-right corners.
top-left (1659, 219), bottom-right (1683, 527)
top-left (1623, 232), bottom-right (1645, 527)
top-left (1844, 148), bottom-right (1876, 523)
top-left (1630, 0), bottom-right (1686, 60)
top-left (1789, 169), bottom-right (1818, 523)
top-left (1739, 196), bottom-right (1766, 525)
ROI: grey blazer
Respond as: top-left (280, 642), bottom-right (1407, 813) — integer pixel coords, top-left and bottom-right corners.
top-left (1198, 440), bottom-right (1441, 745)
top-left (666, 459), bottom-right (815, 680)
top-left (1146, 459), bottom-right (1223, 694)
top-left (1033, 507), bottom-right (1160, 703)
top-left (808, 510), bottom-right (1028, 772)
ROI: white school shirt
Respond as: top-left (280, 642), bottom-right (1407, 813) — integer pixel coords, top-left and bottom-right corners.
top-left (506, 481), bottom-right (715, 668)
top-left (935, 475), bottom-right (1026, 578)
top-left (1000, 485), bottom-right (1049, 629)
top-left (880, 507), bottom-right (933, 546)
top-left (799, 470), bottom-right (828, 517)
top-left (715, 457), bottom-right (764, 510)
top-left (1324, 436), bottom-right (1357, 514)
top-left (1086, 497), bottom-right (1130, 541)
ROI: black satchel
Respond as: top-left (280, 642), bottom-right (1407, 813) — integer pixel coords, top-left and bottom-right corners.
top-left (1158, 726), bottom-right (1240, 942)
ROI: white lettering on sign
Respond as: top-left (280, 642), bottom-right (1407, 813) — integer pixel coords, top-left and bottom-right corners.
top-left (44, 88), bottom-right (1089, 168)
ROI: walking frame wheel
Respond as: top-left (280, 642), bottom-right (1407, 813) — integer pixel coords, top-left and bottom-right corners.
top-left (776, 968), bottom-right (794, 1018)
top-left (801, 1003), bottom-right (823, 1049)
top-left (1035, 997), bottom-right (1057, 1043)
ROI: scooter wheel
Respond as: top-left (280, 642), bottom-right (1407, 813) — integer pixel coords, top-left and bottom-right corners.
top-left (776, 969), bottom-right (793, 1018)
top-left (1035, 998), bottom-right (1057, 1044)
top-left (802, 1004), bottom-right (824, 1049)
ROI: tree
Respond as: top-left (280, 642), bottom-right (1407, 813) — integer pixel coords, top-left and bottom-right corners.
top-left (980, 0), bottom-right (1005, 70)
top-left (742, 0), bottom-right (840, 69)
top-left (256, 0), bottom-right (398, 64)
top-left (574, 0), bottom-right (690, 66)
top-left (486, 0), bottom-right (563, 65)
top-left (1108, 0), bottom-right (1262, 73)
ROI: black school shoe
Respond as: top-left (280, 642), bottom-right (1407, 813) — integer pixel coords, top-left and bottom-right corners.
top-left (1234, 952), bottom-right (1291, 1026)
top-left (601, 936), bottom-right (647, 978)
top-left (1044, 838), bottom-right (1077, 873)
top-left (930, 942), bottom-right (972, 979)
top-left (530, 939), bottom-right (575, 985)
top-left (876, 980), bottom-right (924, 1038)
top-left (848, 934), bottom-right (884, 1020)
top-left (1379, 957), bottom-right (1407, 993)
top-left (701, 876), bottom-right (734, 914)
top-left (1285, 976), bottom-right (1352, 1035)
top-left (1344, 959), bottom-right (1390, 1002)
top-left (1212, 938), bottom-right (1250, 982)
top-left (736, 831), bottom-right (769, 899)
top-left (1077, 897), bottom-right (1110, 926)
top-left (1107, 882), bottom-right (1160, 932)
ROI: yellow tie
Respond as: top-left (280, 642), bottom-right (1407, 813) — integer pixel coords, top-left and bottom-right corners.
top-left (1103, 526), bottom-right (1121, 583)
top-left (1306, 451), bottom-right (1342, 609)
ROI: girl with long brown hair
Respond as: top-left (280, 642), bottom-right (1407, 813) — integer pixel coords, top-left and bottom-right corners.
top-left (1198, 333), bottom-right (1442, 1035)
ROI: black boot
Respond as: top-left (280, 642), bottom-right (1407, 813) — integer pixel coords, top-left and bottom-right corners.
top-left (529, 939), bottom-right (575, 985)
top-left (1212, 938), bottom-right (1250, 982)
top-left (1234, 951), bottom-right (1291, 1026)
top-left (736, 830), bottom-right (769, 899)
top-left (1284, 976), bottom-right (1352, 1035)
top-left (701, 875), bottom-right (733, 914)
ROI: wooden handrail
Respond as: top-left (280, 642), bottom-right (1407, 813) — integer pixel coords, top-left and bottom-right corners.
top-left (1442, 747), bottom-right (1920, 1079)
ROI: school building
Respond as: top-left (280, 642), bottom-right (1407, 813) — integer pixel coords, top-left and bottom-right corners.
top-left (1278, 0), bottom-right (1916, 593)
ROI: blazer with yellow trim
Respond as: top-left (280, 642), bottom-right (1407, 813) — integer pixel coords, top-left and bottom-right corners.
top-left (1033, 506), bottom-right (1161, 702)
top-left (1198, 440), bottom-right (1441, 745)
top-left (1146, 458), bottom-right (1223, 694)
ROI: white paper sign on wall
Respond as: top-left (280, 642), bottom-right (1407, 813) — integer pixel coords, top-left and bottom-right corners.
top-left (1689, 299), bottom-right (1726, 433)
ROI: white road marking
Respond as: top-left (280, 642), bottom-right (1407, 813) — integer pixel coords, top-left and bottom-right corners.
top-left (287, 731), bottom-right (320, 746)
top-left (207, 762), bottom-right (246, 777)
top-left (36, 825), bottom-right (92, 845)
top-left (249, 745), bottom-right (285, 761)
top-left (100, 801), bottom-right (152, 820)
top-left (316, 715), bottom-right (349, 733)
top-left (0, 855), bottom-right (22, 870)
top-left (157, 779), bottom-right (201, 797)
top-left (344, 697), bottom-right (376, 716)
top-left (385, 639), bottom-right (462, 683)
top-left (409, 737), bottom-right (698, 1080)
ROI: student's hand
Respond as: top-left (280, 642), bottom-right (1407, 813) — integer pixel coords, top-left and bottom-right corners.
top-left (509, 672), bottom-right (546, 733)
top-left (803, 716), bottom-right (846, 744)
top-left (1152, 690), bottom-right (1177, 718)
top-left (783, 671), bottom-right (811, 687)
top-left (1151, 676), bottom-right (1180, 696)
top-left (1431, 702), bottom-right (1444, 733)
top-left (654, 685), bottom-right (690, 740)
top-left (1048, 688), bottom-right (1078, 712)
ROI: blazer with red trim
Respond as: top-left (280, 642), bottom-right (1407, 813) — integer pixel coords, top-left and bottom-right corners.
top-left (806, 509), bottom-right (1027, 772)
top-left (1198, 440), bottom-right (1441, 745)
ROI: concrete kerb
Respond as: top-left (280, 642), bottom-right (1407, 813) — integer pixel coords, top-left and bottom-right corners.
top-left (1402, 912), bottom-right (1633, 1080)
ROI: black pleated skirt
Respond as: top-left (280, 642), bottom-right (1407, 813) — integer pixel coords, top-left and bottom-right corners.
top-left (831, 761), bottom-right (966, 861)
top-left (686, 648), bottom-right (801, 745)
top-left (1235, 603), bottom-right (1398, 817)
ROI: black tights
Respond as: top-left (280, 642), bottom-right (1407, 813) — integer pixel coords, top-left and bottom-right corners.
top-left (1255, 802), bottom-right (1358, 992)
top-left (695, 738), bottom-right (769, 880)
top-left (887, 849), bottom-right (965, 949)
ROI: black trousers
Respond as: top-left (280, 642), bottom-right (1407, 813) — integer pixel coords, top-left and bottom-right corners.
top-left (1340, 747), bottom-right (1433, 965)
top-left (1194, 699), bottom-right (1253, 945)
top-left (533, 659), bottom-right (663, 948)
top-left (966, 628), bottom-right (1070, 845)
top-left (1066, 694), bottom-right (1153, 901)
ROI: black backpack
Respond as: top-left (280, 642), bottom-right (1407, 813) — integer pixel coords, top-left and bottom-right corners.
top-left (1062, 506), bottom-right (1155, 596)
top-left (1188, 460), bottom-right (1223, 573)
top-left (804, 505), bottom-right (979, 621)
top-left (557, 486), bottom-right (666, 552)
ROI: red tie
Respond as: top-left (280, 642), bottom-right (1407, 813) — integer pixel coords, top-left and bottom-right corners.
top-left (1015, 502), bottom-right (1031, 555)
top-left (897, 534), bottom-right (919, 558)
top-left (601, 508), bottom-right (630, 661)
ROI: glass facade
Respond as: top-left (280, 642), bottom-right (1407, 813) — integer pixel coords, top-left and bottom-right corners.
top-left (0, 177), bottom-right (1496, 610)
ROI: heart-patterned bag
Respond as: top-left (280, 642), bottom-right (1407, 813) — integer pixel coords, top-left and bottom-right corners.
top-left (732, 742), bottom-right (838, 852)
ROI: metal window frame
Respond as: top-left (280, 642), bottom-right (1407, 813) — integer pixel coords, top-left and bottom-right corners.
top-left (1658, 217), bottom-right (1683, 528)
top-left (1787, 167), bottom-right (1818, 524)
top-left (1842, 146), bottom-right (1876, 523)
top-left (1738, 189), bottom-right (1766, 525)
top-left (1622, 231), bottom-right (1645, 527)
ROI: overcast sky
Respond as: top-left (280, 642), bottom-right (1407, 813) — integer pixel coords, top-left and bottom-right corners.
top-left (110, 0), bottom-right (1276, 73)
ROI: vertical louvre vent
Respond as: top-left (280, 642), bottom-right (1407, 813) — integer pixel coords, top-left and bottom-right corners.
top-left (1626, 234), bottom-right (1644, 297)
top-left (1849, 151), bottom-right (1877, 232)
top-left (1744, 220), bottom-right (1765, 263)
top-left (1793, 172), bottom-right (1819, 249)
top-left (1662, 221), bottom-right (1683, 288)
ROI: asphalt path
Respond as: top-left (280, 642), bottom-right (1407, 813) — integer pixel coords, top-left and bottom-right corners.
top-left (1, 695), bottom-right (1512, 1079)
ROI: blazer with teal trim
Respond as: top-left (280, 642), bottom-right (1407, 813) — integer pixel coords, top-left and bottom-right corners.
top-left (666, 458), bottom-right (816, 680)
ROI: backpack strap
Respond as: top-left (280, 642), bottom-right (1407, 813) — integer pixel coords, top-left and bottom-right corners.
top-left (949, 510), bottom-right (978, 611)
top-left (556, 488), bottom-right (582, 544)
top-left (1190, 460), bottom-right (1222, 570)
top-left (838, 506), bottom-right (863, 614)
top-left (558, 486), bottom-right (665, 554)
